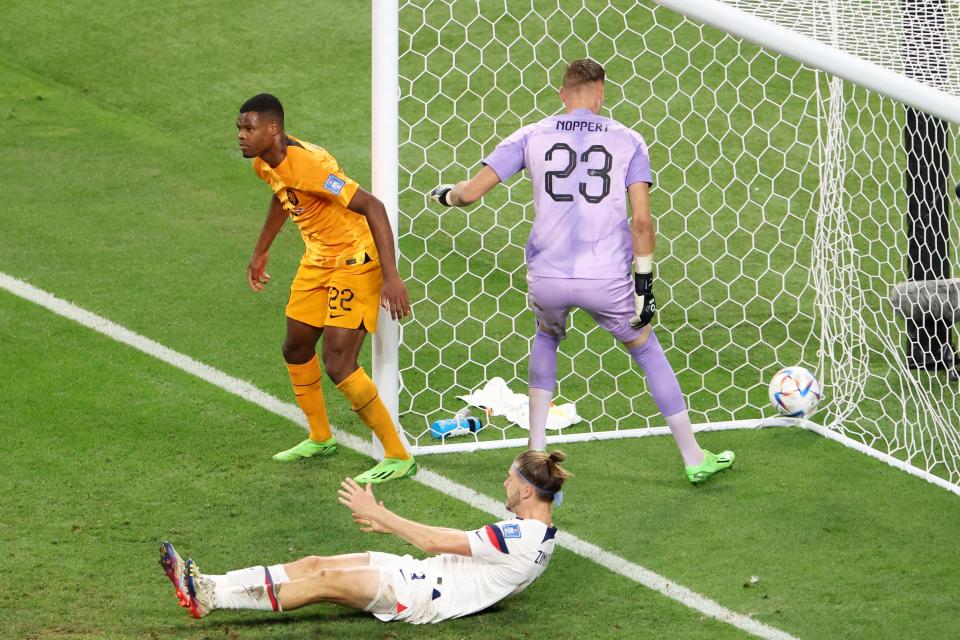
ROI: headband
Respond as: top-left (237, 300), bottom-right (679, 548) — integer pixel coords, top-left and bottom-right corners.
top-left (512, 463), bottom-right (564, 507)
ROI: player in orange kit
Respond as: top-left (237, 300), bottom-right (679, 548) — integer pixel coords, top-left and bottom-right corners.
top-left (238, 93), bottom-right (415, 483)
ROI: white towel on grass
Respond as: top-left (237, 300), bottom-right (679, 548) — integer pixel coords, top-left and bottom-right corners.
top-left (457, 377), bottom-right (582, 431)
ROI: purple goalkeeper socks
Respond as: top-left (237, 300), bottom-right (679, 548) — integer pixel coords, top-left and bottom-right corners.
top-left (629, 331), bottom-right (704, 465)
top-left (627, 330), bottom-right (686, 418)
top-left (528, 331), bottom-right (561, 450)
top-left (529, 330), bottom-right (561, 392)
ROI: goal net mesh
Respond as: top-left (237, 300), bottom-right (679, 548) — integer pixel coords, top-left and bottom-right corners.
top-left (395, 0), bottom-right (960, 484)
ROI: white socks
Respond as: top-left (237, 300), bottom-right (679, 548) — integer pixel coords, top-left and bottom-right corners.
top-left (224, 564), bottom-right (290, 587)
top-left (215, 584), bottom-right (277, 611)
top-left (528, 387), bottom-right (553, 451)
top-left (209, 564), bottom-right (291, 612)
top-left (665, 410), bottom-right (705, 467)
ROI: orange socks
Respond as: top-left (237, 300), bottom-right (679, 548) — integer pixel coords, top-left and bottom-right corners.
top-left (287, 358), bottom-right (408, 459)
top-left (336, 367), bottom-right (409, 460)
top-left (286, 354), bottom-right (332, 442)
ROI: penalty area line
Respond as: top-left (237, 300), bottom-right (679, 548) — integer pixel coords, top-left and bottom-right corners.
top-left (0, 271), bottom-right (799, 640)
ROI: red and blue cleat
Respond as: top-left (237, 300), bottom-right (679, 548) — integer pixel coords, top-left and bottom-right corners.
top-left (159, 541), bottom-right (190, 609)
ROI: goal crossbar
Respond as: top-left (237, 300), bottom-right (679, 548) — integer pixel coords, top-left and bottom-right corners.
top-left (653, 0), bottom-right (960, 125)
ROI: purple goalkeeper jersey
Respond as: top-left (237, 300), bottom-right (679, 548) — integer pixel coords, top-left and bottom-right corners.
top-left (483, 108), bottom-right (652, 278)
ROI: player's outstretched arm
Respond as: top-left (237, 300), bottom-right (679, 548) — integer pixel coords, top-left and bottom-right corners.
top-left (247, 195), bottom-right (288, 292)
top-left (628, 181), bottom-right (657, 328)
top-left (337, 478), bottom-right (472, 555)
top-left (347, 188), bottom-right (411, 320)
top-left (429, 165), bottom-right (502, 207)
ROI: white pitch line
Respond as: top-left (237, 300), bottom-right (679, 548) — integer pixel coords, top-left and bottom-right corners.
top-left (0, 271), bottom-right (798, 640)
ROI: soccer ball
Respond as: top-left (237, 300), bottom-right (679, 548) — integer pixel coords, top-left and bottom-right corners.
top-left (768, 366), bottom-right (823, 418)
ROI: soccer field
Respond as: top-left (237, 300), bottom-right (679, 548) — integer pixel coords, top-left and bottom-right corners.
top-left (2, 2), bottom-right (960, 639)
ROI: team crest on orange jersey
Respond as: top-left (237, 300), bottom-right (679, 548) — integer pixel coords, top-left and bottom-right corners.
top-left (283, 188), bottom-right (304, 215)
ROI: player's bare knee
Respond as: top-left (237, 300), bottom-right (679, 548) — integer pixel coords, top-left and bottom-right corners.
top-left (322, 349), bottom-right (357, 383)
top-left (623, 325), bottom-right (652, 350)
top-left (301, 555), bottom-right (329, 574)
top-left (322, 358), bottom-right (348, 383)
top-left (535, 321), bottom-right (564, 339)
top-left (305, 568), bottom-right (351, 599)
top-left (282, 339), bottom-right (313, 364)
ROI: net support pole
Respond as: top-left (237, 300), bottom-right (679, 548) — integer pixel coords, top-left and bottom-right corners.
top-left (902, 0), bottom-right (955, 371)
top-left (371, 0), bottom-right (407, 458)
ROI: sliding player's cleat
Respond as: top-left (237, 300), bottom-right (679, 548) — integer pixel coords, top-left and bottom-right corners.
top-left (354, 457), bottom-right (418, 484)
top-left (159, 542), bottom-right (190, 609)
top-left (185, 558), bottom-right (217, 619)
top-left (272, 437), bottom-right (338, 462)
top-left (686, 450), bottom-right (735, 485)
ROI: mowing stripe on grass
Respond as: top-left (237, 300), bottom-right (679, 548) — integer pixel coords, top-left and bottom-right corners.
top-left (0, 271), bottom-right (799, 640)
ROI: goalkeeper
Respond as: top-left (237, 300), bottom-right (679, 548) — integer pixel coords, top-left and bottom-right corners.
top-left (160, 450), bottom-right (570, 624)
top-left (428, 59), bottom-right (734, 484)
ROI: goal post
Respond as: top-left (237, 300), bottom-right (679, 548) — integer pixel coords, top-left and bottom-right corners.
top-left (375, 0), bottom-right (960, 496)
top-left (371, 0), bottom-right (404, 459)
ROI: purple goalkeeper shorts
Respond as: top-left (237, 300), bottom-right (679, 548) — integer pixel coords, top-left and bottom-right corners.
top-left (526, 274), bottom-right (642, 343)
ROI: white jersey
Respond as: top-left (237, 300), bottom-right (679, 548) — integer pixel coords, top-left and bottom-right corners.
top-left (427, 517), bottom-right (557, 621)
top-left (368, 517), bottom-right (557, 624)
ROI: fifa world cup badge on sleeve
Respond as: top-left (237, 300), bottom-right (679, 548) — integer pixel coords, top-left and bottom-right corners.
top-left (324, 174), bottom-right (345, 196)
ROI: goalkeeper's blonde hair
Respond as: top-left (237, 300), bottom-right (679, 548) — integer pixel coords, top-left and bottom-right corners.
top-left (563, 59), bottom-right (605, 89)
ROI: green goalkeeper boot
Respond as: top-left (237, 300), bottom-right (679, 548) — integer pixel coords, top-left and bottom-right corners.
top-left (685, 450), bottom-right (736, 485)
top-left (354, 456), bottom-right (418, 484)
top-left (272, 437), bottom-right (338, 462)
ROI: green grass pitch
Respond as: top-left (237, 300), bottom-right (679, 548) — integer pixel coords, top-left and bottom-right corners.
top-left (2, 2), bottom-right (960, 639)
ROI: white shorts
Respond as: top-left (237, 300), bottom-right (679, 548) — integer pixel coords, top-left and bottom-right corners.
top-left (365, 552), bottom-right (441, 625)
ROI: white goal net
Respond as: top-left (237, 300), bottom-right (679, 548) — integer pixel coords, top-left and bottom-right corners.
top-left (391, 0), bottom-right (960, 491)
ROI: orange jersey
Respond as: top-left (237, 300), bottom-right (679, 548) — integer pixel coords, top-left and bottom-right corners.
top-left (253, 136), bottom-right (376, 266)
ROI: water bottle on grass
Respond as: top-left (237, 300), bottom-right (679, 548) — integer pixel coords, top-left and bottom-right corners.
top-left (430, 408), bottom-right (484, 439)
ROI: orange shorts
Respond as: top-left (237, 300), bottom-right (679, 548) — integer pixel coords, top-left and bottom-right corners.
top-left (286, 257), bottom-right (382, 332)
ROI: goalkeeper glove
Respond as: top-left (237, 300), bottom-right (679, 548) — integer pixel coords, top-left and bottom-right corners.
top-left (429, 185), bottom-right (454, 207)
top-left (630, 271), bottom-right (656, 328)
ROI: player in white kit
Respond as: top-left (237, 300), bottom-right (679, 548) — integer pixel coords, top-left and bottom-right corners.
top-left (159, 450), bottom-right (570, 624)
top-left (429, 59), bottom-right (734, 484)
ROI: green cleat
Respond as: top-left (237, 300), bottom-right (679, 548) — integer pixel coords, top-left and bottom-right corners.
top-left (272, 437), bottom-right (338, 462)
top-left (354, 457), bottom-right (418, 484)
top-left (686, 449), bottom-right (736, 485)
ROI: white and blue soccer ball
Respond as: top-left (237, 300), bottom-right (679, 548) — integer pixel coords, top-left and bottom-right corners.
top-left (768, 366), bottom-right (823, 418)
